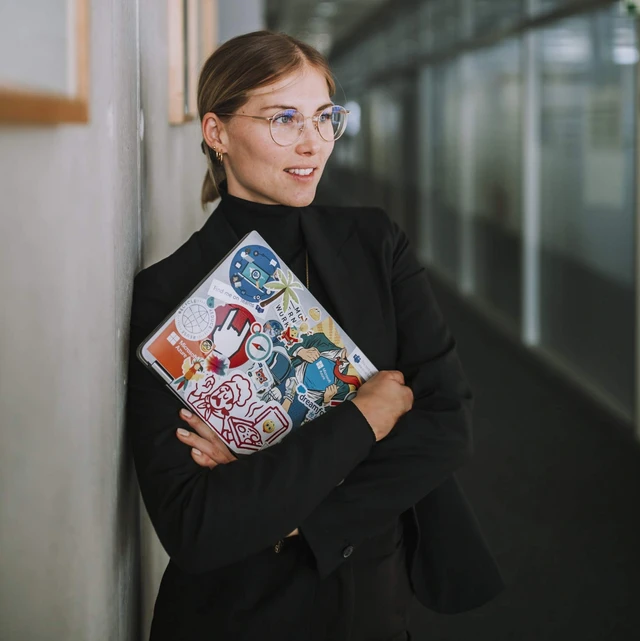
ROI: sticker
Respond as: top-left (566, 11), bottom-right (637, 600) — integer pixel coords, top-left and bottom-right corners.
top-left (245, 332), bottom-right (273, 362)
top-left (200, 339), bottom-right (213, 354)
top-left (172, 357), bottom-right (206, 392)
top-left (175, 297), bottom-right (216, 342)
top-left (309, 307), bottom-right (321, 321)
top-left (187, 373), bottom-right (292, 452)
top-left (259, 268), bottom-right (304, 313)
top-left (263, 320), bottom-right (284, 340)
top-left (251, 322), bottom-right (262, 334)
top-left (211, 304), bottom-right (256, 368)
top-left (229, 245), bottom-right (281, 303)
top-left (263, 419), bottom-right (276, 434)
top-left (348, 348), bottom-right (377, 380)
top-left (208, 278), bottom-right (244, 305)
top-left (281, 326), bottom-right (301, 346)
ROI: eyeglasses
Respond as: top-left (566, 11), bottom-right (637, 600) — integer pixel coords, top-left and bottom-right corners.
top-left (216, 105), bottom-right (350, 147)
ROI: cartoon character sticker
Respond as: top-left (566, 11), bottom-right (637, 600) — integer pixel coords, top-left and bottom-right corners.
top-left (187, 372), bottom-right (292, 453)
top-left (288, 331), bottom-right (362, 408)
top-left (173, 357), bottom-right (205, 392)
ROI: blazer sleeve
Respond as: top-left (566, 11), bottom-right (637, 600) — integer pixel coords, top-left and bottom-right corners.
top-left (299, 218), bottom-right (474, 579)
top-left (126, 275), bottom-right (376, 575)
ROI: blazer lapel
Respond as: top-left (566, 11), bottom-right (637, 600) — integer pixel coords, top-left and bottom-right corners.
top-left (301, 208), bottom-right (391, 370)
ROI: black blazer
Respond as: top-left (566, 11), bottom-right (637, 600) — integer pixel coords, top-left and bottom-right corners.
top-left (126, 203), bottom-right (505, 629)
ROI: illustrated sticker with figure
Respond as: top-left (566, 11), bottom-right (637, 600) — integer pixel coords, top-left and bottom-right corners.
top-left (138, 231), bottom-right (378, 456)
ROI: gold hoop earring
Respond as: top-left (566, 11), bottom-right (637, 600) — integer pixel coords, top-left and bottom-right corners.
top-left (214, 148), bottom-right (224, 164)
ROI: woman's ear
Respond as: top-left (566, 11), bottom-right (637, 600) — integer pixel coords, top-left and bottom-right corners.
top-left (202, 113), bottom-right (228, 153)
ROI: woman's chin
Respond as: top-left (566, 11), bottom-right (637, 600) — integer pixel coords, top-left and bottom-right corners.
top-left (283, 186), bottom-right (317, 208)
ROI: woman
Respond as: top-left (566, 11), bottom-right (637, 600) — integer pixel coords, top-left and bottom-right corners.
top-left (127, 30), bottom-right (504, 641)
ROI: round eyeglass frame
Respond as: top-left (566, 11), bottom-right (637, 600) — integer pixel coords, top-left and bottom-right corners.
top-left (215, 105), bottom-right (350, 147)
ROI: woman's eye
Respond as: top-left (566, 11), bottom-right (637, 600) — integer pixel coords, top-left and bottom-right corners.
top-left (275, 115), bottom-right (294, 125)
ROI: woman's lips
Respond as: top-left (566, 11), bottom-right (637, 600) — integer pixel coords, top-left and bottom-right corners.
top-left (284, 168), bottom-right (317, 181)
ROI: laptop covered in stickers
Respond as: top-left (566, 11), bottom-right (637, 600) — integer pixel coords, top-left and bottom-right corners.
top-left (137, 230), bottom-right (378, 457)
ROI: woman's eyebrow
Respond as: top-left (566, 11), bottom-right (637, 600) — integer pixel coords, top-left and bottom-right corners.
top-left (259, 102), bottom-right (334, 112)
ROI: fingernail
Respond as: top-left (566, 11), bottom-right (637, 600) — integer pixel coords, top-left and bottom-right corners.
top-left (192, 448), bottom-right (202, 456)
top-left (180, 409), bottom-right (192, 418)
top-left (177, 428), bottom-right (189, 437)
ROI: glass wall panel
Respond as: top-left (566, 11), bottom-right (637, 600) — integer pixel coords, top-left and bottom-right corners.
top-left (530, 0), bottom-right (590, 19)
top-left (537, 6), bottom-right (636, 412)
top-left (472, 0), bottom-right (525, 36)
top-left (430, 0), bottom-right (463, 52)
top-left (429, 62), bottom-right (462, 281)
top-left (469, 38), bottom-right (524, 327)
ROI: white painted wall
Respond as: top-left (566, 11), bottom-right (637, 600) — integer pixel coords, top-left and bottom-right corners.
top-left (0, 1), bottom-right (263, 640)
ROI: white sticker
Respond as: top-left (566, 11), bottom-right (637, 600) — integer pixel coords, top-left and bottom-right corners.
top-left (207, 278), bottom-right (244, 305)
top-left (175, 297), bottom-right (216, 342)
top-left (348, 348), bottom-right (377, 380)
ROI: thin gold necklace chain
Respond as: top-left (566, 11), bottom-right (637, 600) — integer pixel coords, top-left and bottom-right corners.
top-left (305, 250), bottom-right (310, 290)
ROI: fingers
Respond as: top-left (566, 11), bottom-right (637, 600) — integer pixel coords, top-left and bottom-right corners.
top-left (178, 409), bottom-right (238, 464)
top-left (180, 408), bottom-right (214, 441)
top-left (190, 447), bottom-right (218, 469)
top-left (380, 370), bottom-right (405, 386)
top-left (177, 427), bottom-right (236, 465)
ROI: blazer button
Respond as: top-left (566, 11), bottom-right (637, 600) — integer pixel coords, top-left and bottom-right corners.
top-left (342, 545), bottom-right (354, 558)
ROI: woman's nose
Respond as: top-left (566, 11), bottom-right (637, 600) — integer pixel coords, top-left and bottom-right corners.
top-left (296, 119), bottom-right (321, 154)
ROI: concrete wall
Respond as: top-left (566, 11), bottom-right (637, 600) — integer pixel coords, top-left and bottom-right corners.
top-left (0, 1), bottom-right (263, 640)
top-left (0, 0), bottom-right (140, 639)
top-left (137, 2), bottom-right (266, 639)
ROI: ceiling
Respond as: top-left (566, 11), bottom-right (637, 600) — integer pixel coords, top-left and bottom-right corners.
top-left (265, 0), bottom-right (390, 56)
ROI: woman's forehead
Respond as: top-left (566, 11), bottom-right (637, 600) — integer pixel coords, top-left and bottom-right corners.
top-left (245, 68), bottom-right (331, 110)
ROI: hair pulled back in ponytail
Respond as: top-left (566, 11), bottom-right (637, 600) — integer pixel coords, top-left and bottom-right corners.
top-left (198, 30), bottom-right (336, 209)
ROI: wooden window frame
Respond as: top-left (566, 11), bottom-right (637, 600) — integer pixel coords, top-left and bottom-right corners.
top-left (168, 0), bottom-right (218, 125)
top-left (0, 0), bottom-right (90, 125)
top-left (168, 0), bottom-right (198, 125)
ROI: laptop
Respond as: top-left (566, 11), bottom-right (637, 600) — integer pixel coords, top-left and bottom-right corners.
top-left (137, 230), bottom-right (377, 456)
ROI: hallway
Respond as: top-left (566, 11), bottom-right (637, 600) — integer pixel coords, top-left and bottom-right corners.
top-left (408, 276), bottom-right (640, 640)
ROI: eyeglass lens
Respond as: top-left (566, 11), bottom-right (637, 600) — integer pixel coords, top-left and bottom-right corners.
top-left (270, 106), bottom-right (348, 145)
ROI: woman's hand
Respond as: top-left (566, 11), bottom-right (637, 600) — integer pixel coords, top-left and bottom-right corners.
top-left (351, 370), bottom-right (413, 442)
top-left (176, 409), bottom-right (238, 468)
top-left (177, 409), bottom-right (299, 538)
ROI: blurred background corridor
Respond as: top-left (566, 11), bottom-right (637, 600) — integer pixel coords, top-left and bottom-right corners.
top-left (1, 0), bottom-right (640, 639)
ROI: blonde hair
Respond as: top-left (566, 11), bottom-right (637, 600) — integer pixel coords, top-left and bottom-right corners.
top-left (198, 30), bottom-right (336, 208)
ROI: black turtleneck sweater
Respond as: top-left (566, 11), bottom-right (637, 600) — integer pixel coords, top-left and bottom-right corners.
top-left (215, 183), bottom-right (335, 321)
top-left (213, 183), bottom-right (412, 641)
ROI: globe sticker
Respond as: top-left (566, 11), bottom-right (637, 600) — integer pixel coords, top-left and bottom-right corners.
top-left (175, 297), bottom-right (216, 342)
top-left (309, 307), bottom-right (321, 321)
